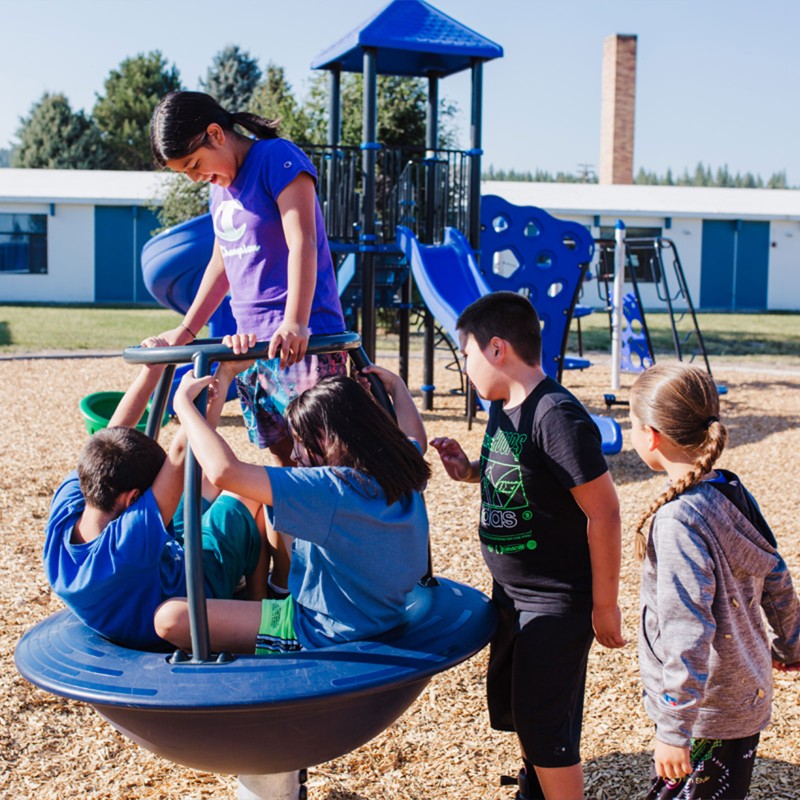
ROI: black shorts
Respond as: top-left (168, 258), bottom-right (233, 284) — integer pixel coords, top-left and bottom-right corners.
top-left (487, 582), bottom-right (594, 768)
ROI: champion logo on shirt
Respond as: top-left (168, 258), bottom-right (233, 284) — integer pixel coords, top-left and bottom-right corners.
top-left (662, 692), bottom-right (696, 710)
top-left (214, 200), bottom-right (246, 243)
top-left (214, 199), bottom-right (262, 259)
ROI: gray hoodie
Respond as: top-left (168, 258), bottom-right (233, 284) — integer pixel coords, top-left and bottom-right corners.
top-left (639, 476), bottom-right (800, 747)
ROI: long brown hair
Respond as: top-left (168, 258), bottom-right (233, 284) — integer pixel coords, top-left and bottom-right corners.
top-left (150, 91), bottom-right (280, 167)
top-left (631, 362), bottom-right (727, 558)
top-left (285, 375), bottom-right (431, 506)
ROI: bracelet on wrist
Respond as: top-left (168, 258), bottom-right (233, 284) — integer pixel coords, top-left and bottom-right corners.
top-left (180, 322), bottom-right (197, 339)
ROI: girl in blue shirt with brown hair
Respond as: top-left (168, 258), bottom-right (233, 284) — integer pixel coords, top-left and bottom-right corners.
top-left (155, 359), bottom-right (430, 655)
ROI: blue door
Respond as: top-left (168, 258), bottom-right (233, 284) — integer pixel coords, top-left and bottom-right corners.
top-left (700, 219), bottom-right (769, 310)
top-left (95, 206), bottom-right (161, 303)
top-left (734, 220), bottom-right (769, 310)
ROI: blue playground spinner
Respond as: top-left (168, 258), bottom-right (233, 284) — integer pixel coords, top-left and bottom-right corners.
top-left (15, 576), bottom-right (495, 775)
top-left (16, 333), bottom-right (497, 778)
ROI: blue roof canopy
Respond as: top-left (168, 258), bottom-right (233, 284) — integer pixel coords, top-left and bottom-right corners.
top-left (311, 0), bottom-right (503, 78)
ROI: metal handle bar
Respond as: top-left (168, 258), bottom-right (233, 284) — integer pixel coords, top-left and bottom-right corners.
top-left (122, 331), bottom-right (365, 367)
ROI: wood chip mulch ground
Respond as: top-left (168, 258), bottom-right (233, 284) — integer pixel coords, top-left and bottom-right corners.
top-left (1, 352), bottom-right (798, 799)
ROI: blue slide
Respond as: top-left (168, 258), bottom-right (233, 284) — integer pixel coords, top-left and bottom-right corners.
top-left (397, 225), bottom-right (622, 455)
top-left (140, 214), bottom-right (237, 411)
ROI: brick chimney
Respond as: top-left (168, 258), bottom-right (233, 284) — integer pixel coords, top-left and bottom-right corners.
top-left (599, 34), bottom-right (637, 185)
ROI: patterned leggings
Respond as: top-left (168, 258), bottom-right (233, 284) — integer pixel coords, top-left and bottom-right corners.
top-left (645, 734), bottom-right (760, 800)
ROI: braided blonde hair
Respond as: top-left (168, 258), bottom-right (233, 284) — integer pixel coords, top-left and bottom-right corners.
top-left (631, 362), bottom-right (728, 559)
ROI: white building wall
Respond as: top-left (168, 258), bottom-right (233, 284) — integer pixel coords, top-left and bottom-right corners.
top-left (0, 202), bottom-right (95, 302)
top-left (767, 220), bottom-right (800, 311)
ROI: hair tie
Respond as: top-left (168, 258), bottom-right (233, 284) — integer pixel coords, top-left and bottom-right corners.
top-left (704, 416), bottom-right (719, 429)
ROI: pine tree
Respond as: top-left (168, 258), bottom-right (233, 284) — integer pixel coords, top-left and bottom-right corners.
top-left (93, 51), bottom-right (182, 170)
top-left (12, 92), bottom-right (114, 169)
top-left (303, 72), bottom-right (458, 149)
top-left (249, 63), bottom-right (310, 142)
top-left (200, 45), bottom-right (262, 112)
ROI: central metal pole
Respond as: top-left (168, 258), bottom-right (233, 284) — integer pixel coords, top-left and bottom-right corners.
top-left (610, 220), bottom-right (626, 391)
top-left (238, 771), bottom-right (306, 800)
top-left (185, 351), bottom-right (212, 662)
top-left (360, 47), bottom-right (378, 361)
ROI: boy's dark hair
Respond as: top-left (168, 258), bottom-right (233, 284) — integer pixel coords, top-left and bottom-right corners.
top-left (456, 291), bottom-right (542, 366)
top-left (77, 427), bottom-right (166, 513)
top-left (286, 376), bottom-right (431, 506)
top-left (150, 90), bottom-right (280, 167)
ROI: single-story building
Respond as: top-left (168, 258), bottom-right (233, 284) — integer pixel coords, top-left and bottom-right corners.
top-left (0, 168), bottom-right (168, 304)
top-left (2, 168), bottom-right (800, 311)
top-left (483, 181), bottom-right (800, 312)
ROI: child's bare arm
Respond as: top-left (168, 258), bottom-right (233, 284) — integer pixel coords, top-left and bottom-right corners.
top-left (149, 243), bottom-right (229, 347)
top-left (152, 339), bottom-right (254, 523)
top-left (429, 437), bottom-right (480, 483)
top-left (173, 371), bottom-right (273, 505)
top-left (359, 364), bottom-right (427, 451)
top-left (571, 471), bottom-right (626, 649)
top-left (107, 337), bottom-right (171, 429)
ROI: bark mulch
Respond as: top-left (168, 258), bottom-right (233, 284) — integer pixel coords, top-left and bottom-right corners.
top-left (1, 353), bottom-right (798, 799)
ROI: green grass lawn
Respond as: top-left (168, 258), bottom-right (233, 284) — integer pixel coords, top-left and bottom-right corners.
top-left (567, 310), bottom-right (800, 363)
top-left (1, 304), bottom-right (799, 364)
top-left (0, 305), bottom-right (200, 354)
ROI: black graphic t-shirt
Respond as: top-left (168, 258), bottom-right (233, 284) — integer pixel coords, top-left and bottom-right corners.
top-left (479, 377), bottom-right (608, 612)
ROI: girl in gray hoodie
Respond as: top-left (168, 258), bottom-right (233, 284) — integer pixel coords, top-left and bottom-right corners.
top-left (630, 362), bottom-right (800, 800)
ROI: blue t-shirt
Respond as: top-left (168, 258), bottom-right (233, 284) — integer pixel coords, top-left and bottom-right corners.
top-left (209, 138), bottom-right (345, 340)
top-left (265, 465), bottom-right (429, 649)
top-left (42, 471), bottom-right (187, 650)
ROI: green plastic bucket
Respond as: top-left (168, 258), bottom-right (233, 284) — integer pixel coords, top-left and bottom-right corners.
top-left (79, 391), bottom-right (170, 435)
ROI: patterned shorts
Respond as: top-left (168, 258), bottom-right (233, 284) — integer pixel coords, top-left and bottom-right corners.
top-left (255, 597), bottom-right (302, 655)
top-left (646, 733), bottom-right (760, 799)
top-left (235, 351), bottom-right (347, 449)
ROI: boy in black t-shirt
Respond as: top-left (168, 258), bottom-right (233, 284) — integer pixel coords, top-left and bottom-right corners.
top-left (431, 291), bottom-right (626, 800)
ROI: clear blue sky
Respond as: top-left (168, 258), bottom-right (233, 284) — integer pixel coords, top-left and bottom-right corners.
top-left (3, 0), bottom-right (800, 183)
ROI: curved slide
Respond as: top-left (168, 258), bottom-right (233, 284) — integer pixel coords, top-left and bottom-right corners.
top-left (140, 213), bottom-right (237, 410)
top-left (396, 225), bottom-right (622, 455)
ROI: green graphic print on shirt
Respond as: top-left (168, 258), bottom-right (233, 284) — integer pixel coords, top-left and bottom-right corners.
top-left (480, 428), bottom-right (538, 556)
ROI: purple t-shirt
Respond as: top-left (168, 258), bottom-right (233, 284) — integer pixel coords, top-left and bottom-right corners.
top-left (210, 138), bottom-right (344, 339)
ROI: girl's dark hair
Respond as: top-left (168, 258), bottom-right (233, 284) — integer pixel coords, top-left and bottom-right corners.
top-left (77, 427), bottom-right (166, 513)
top-left (285, 375), bottom-right (431, 506)
top-left (150, 90), bottom-right (280, 167)
top-left (631, 362), bottom-right (728, 558)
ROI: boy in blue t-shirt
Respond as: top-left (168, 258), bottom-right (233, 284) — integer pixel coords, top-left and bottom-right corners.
top-left (43, 346), bottom-right (268, 650)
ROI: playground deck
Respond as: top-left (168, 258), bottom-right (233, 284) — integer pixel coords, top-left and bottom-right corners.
top-left (2, 353), bottom-right (799, 799)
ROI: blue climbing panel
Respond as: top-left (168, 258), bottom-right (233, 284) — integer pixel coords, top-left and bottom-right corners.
top-left (479, 195), bottom-right (595, 381)
top-left (620, 291), bottom-right (654, 374)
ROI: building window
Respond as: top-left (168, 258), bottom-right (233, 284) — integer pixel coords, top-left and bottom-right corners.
top-left (0, 214), bottom-right (48, 274)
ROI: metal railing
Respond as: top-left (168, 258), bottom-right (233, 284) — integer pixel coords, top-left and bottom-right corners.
top-left (303, 144), bottom-right (473, 246)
